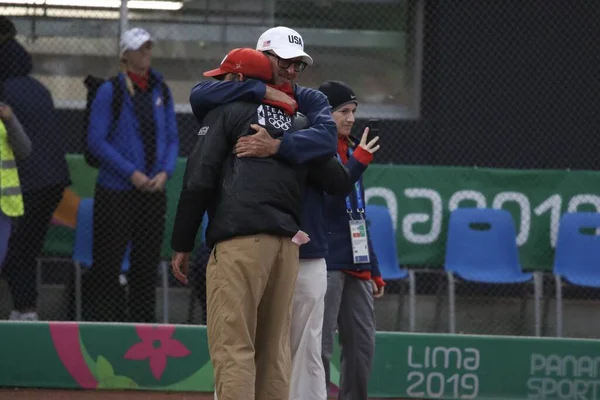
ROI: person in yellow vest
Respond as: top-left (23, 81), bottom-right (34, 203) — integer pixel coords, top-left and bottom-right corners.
top-left (0, 102), bottom-right (31, 277)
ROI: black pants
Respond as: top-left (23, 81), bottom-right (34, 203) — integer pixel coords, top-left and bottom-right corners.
top-left (192, 243), bottom-right (212, 324)
top-left (1, 185), bottom-right (65, 311)
top-left (85, 185), bottom-right (166, 323)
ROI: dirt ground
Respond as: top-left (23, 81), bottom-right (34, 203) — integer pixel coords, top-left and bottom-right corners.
top-left (0, 389), bottom-right (411, 399)
top-left (0, 389), bottom-right (211, 399)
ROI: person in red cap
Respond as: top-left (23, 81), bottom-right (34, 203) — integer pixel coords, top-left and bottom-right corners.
top-left (170, 48), bottom-right (352, 400)
top-left (203, 47), bottom-right (273, 82)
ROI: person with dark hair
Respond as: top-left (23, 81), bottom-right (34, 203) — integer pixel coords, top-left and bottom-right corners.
top-left (0, 17), bottom-right (71, 321)
top-left (318, 80), bottom-right (385, 400)
top-left (0, 17), bottom-right (16, 45)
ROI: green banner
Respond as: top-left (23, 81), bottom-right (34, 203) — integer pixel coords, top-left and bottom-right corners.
top-left (371, 333), bottom-right (600, 399)
top-left (2, 322), bottom-right (600, 399)
top-left (42, 157), bottom-right (600, 271)
top-left (363, 165), bottom-right (600, 270)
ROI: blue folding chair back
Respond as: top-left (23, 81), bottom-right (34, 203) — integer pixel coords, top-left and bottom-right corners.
top-left (445, 207), bottom-right (531, 283)
top-left (200, 213), bottom-right (209, 244)
top-left (554, 212), bottom-right (600, 287)
top-left (73, 198), bottom-right (131, 272)
top-left (366, 204), bottom-right (407, 280)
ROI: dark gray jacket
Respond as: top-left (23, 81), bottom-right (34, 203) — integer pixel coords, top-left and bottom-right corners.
top-left (171, 101), bottom-right (352, 252)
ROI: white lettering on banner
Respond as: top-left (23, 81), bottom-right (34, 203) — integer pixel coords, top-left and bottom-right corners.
top-left (365, 187), bottom-right (398, 230)
top-left (567, 195), bottom-right (600, 214)
top-left (401, 189), bottom-right (442, 244)
top-left (406, 346), bottom-right (480, 399)
top-left (527, 353), bottom-right (600, 399)
top-left (534, 194), bottom-right (562, 248)
top-left (448, 190), bottom-right (487, 211)
top-left (389, 189), bottom-right (600, 249)
top-left (492, 192), bottom-right (531, 245)
top-left (568, 195), bottom-right (600, 236)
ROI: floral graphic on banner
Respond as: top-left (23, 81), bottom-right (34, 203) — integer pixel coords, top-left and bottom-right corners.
top-left (95, 355), bottom-right (138, 389)
top-left (124, 325), bottom-right (191, 380)
top-left (47, 321), bottom-right (339, 392)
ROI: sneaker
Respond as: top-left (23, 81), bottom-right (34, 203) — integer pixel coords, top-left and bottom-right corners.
top-left (8, 310), bottom-right (20, 320)
top-left (19, 312), bottom-right (39, 321)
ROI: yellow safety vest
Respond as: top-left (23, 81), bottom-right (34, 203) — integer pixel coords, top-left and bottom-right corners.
top-left (0, 120), bottom-right (24, 217)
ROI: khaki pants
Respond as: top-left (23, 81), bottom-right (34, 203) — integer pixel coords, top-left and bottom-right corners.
top-left (206, 234), bottom-right (300, 400)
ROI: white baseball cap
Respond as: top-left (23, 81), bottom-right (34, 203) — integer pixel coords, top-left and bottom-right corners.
top-left (120, 28), bottom-right (153, 57)
top-left (256, 26), bottom-right (313, 66)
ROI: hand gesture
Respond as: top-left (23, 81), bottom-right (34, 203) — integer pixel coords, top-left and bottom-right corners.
top-left (235, 124), bottom-right (280, 158)
top-left (359, 127), bottom-right (380, 154)
top-left (171, 252), bottom-right (191, 285)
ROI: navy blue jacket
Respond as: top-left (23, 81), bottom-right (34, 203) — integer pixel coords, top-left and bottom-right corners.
top-left (325, 139), bottom-right (381, 278)
top-left (189, 80), bottom-right (337, 259)
top-left (0, 39), bottom-right (70, 192)
top-left (88, 70), bottom-right (179, 190)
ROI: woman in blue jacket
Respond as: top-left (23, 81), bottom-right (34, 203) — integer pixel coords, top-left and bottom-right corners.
top-left (319, 80), bottom-right (385, 399)
top-left (86, 28), bottom-right (179, 322)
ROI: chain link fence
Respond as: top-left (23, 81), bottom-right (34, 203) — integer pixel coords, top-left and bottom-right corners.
top-left (0, 0), bottom-right (598, 340)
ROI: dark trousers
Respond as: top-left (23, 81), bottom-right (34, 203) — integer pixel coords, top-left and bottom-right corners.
top-left (192, 243), bottom-right (212, 324)
top-left (1, 185), bottom-right (65, 311)
top-left (85, 185), bottom-right (166, 323)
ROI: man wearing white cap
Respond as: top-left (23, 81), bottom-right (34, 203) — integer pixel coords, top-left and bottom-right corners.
top-left (189, 27), bottom-right (336, 400)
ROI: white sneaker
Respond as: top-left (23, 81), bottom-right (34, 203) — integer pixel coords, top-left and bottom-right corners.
top-left (9, 310), bottom-right (20, 320)
top-left (19, 312), bottom-right (39, 321)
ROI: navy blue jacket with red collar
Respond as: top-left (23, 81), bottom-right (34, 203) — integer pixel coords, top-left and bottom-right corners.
top-left (324, 136), bottom-right (382, 282)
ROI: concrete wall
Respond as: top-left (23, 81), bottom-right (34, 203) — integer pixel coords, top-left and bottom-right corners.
top-left (2, 274), bottom-right (599, 339)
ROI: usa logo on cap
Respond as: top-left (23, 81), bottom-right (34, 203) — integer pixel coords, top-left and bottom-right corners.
top-left (262, 40), bottom-right (271, 47)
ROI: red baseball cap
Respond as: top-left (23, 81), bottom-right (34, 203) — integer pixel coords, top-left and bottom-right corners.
top-left (203, 48), bottom-right (272, 81)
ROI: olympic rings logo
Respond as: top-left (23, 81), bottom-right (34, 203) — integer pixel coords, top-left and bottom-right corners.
top-left (268, 117), bottom-right (292, 130)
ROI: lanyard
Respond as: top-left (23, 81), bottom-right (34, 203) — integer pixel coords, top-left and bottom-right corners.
top-left (337, 147), bottom-right (365, 220)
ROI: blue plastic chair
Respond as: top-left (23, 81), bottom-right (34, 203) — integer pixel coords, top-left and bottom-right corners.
top-left (444, 208), bottom-right (541, 335)
top-left (72, 198), bottom-right (132, 321)
top-left (366, 204), bottom-right (408, 281)
top-left (200, 212), bottom-right (209, 243)
top-left (553, 212), bottom-right (600, 337)
top-left (366, 204), bottom-right (415, 331)
top-left (73, 198), bottom-right (131, 271)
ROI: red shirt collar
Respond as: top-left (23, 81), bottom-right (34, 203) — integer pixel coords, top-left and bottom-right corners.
top-left (127, 70), bottom-right (150, 91)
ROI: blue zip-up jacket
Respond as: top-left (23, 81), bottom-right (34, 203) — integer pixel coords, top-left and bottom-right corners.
top-left (325, 138), bottom-right (381, 278)
top-left (88, 70), bottom-right (179, 190)
top-left (189, 80), bottom-right (337, 259)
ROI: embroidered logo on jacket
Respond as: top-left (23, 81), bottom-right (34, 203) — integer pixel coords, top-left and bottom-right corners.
top-left (257, 104), bottom-right (292, 131)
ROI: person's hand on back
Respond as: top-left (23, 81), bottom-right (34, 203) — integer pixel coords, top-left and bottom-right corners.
top-left (235, 124), bottom-right (281, 158)
top-left (265, 86), bottom-right (297, 110)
